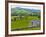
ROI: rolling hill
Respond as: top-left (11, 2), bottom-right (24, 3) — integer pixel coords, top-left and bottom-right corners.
top-left (11, 7), bottom-right (40, 16)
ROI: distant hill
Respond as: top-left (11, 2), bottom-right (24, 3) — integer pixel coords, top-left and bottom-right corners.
top-left (11, 7), bottom-right (40, 16)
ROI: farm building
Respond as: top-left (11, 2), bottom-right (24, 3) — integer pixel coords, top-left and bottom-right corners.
top-left (28, 20), bottom-right (40, 28)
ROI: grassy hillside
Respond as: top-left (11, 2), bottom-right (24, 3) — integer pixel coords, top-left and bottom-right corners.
top-left (11, 7), bottom-right (40, 16)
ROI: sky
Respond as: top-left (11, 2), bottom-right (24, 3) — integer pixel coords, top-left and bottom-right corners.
top-left (11, 5), bottom-right (41, 10)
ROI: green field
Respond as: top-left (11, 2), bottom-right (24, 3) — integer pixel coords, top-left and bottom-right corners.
top-left (11, 16), bottom-right (40, 31)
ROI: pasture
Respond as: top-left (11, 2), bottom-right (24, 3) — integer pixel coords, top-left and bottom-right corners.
top-left (11, 16), bottom-right (40, 31)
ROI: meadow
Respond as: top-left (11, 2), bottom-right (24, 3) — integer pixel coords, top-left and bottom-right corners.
top-left (11, 16), bottom-right (40, 31)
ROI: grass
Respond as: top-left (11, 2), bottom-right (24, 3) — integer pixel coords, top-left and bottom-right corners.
top-left (11, 16), bottom-right (40, 31)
